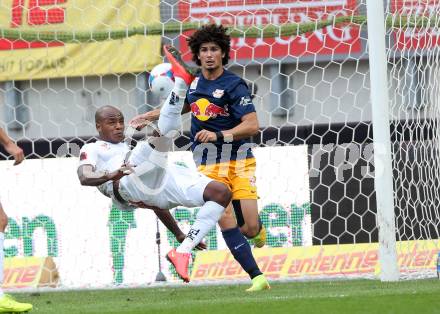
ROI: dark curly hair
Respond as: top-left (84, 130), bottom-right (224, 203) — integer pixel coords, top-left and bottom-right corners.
top-left (187, 24), bottom-right (231, 66)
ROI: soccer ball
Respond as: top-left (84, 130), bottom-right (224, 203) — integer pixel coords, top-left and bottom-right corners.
top-left (148, 63), bottom-right (175, 99)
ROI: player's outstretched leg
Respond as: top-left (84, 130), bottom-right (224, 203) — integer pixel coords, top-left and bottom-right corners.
top-left (163, 45), bottom-right (197, 85)
top-left (156, 77), bottom-right (186, 138)
top-left (130, 46), bottom-right (194, 170)
top-left (167, 199), bottom-right (226, 282)
top-left (167, 181), bottom-right (231, 282)
top-left (157, 45), bottom-right (196, 138)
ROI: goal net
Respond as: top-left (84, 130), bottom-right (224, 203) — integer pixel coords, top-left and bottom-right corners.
top-left (0, 0), bottom-right (438, 289)
top-left (388, 0), bottom-right (440, 277)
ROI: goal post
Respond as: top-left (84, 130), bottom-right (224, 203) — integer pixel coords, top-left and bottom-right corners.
top-left (366, 0), bottom-right (399, 282)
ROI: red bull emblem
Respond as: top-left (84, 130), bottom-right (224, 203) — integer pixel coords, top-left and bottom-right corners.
top-left (190, 98), bottom-right (230, 121)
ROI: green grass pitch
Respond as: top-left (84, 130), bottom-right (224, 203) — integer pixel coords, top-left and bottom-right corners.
top-left (14, 279), bottom-right (440, 314)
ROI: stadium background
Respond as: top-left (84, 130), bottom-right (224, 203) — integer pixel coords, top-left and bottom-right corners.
top-left (0, 0), bottom-right (438, 289)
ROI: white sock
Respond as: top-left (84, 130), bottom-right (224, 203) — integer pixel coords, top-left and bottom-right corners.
top-left (0, 232), bottom-right (4, 297)
top-left (158, 77), bottom-right (188, 137)
top-left (176, 201), bottom-right (225, 253)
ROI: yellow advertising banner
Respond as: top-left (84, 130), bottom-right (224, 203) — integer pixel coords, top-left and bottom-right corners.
top-left (0, 0), bottom-right (162, 81)
top-left (191, 240), bottom-right (439, 281)
top-left (3, 257), bottom-right (59, 288)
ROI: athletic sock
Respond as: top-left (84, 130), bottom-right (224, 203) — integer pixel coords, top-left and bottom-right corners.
top-left (177, 201), bottom-right (225, 253)
top-left (158, 77), bottom-right (188, 137)
top-left (222, 227), bottom-right (262, 279)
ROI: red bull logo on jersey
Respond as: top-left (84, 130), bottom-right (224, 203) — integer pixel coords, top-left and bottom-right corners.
top-left (190, 98), bottom-right (230, 121)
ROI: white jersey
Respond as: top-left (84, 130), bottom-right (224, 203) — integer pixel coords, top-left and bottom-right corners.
top-left (78, 140), bottom-right (130, 196)
top-left (78, 140), bottom-right (213, 211)
top-left (78, 140), bottom-right (134, 210)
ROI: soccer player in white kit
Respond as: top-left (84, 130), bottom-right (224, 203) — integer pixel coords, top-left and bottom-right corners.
top-left (77, 47), bottom-right (232, 282)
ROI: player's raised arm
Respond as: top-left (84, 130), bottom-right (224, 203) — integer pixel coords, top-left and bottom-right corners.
top-left (129, 102), bottom-right (191, 131)
top-left (0, 127), bottom-right (24, 166)
top-left (129, 109), bottom-right (160, 130)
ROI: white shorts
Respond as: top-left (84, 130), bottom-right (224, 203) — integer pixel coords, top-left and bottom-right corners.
top-left (118, 163), bottom-right (213, 210)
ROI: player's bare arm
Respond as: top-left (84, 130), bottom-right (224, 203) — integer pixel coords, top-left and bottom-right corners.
top-left (126, 202), bottom-right (206, 250)
top-left (195, 112), bottom-right (259, 143)
top-left (0, 127), bottom-right (24, 165)
top-left (77, 164), bottom-right (130, 186)
top-left (129, 109), bottom-right (160, 130)
top-left (129, 103), bottom-right (191, 130)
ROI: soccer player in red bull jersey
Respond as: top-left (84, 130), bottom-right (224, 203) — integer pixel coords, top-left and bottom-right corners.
top-left (130, 25), bottom-right (269, 291)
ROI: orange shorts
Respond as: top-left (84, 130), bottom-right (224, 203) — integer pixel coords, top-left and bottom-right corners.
top-left (198, 158), bottom-right (258, 200)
